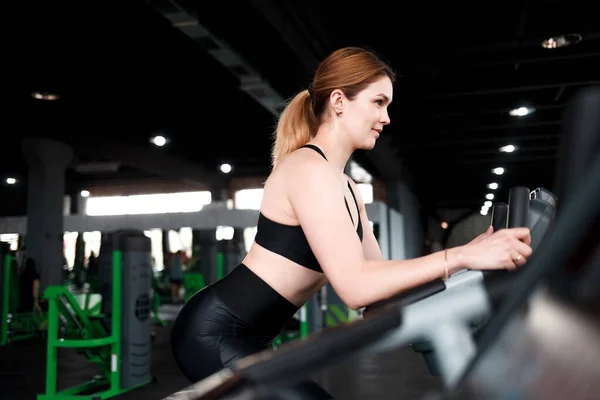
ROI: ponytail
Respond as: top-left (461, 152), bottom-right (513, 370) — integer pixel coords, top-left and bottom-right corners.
top-left (271, 90), bottom-right (318, 168)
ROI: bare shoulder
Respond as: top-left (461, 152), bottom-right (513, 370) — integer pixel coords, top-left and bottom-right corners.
top-left (268, 147), bottom-right (335, 187)
top-left (278, 148), bottom-right (344, 201)
top-left (278, 147), bottom-right (331, 174)
top-left (262, 147), bottom-right (339, 220)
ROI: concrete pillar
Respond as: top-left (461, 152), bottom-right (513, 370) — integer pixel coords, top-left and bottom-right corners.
top-left (386, 181), bottom-right (424, 259)
top-left (22, 138), bottom-right (74, 293)
top-left (223, 229), bottom-right (245, 274)
top-left (211, 178), bottom-right (229, 281)
top-left (192, 229), bottom-right (218, 284)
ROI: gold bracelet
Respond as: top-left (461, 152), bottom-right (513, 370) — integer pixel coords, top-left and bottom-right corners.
top-left (443, 249), bottom-right (449, 281)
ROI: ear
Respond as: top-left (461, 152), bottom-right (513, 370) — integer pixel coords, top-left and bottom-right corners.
top-left (329, 89), bottom-right (345, 115)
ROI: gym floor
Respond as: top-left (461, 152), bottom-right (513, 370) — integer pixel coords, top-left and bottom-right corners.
top-left (0, 308), bottom-right (443, 400)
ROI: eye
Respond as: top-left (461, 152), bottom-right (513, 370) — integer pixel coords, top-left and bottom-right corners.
top-left (375, 99), bottom-right (383, 106)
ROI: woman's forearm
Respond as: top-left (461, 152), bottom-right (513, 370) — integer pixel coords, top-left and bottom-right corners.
top-left (347, 247), bottom-right (467, 309)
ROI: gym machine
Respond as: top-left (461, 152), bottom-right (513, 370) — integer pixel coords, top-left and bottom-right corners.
top-left (445, 85), bottom-right (600, 400)
top-left (407, 184), bottom-right (557, 375)
top-left (37, 230), bottom-right (155, 400)
top-left (1, 243), bottom-right (48, 345)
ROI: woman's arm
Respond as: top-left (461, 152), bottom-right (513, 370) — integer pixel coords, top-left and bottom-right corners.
top-left (288, 162), bottom-right (532, 310)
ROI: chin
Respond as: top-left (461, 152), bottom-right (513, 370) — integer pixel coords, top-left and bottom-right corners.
top-left (359, 140), bottom-right (377, 151)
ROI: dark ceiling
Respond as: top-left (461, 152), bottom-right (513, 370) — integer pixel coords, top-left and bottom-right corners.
top-left (3, 0), bottom-right (599, 219)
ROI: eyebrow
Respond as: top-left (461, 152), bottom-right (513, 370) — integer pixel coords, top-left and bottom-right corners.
top-left (376, 93), bottom-right (391, 103)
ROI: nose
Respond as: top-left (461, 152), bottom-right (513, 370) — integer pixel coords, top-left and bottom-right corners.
top-left (381, 109), bottom-right (390, 126)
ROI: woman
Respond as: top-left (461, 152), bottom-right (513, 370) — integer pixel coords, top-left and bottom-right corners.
top-left (171, 47), bottom-right (532, 397)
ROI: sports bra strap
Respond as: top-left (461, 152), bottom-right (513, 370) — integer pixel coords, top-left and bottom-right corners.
top-left (347, 182), bottom-right (360, 212)
top-left (300, 144), bottom-right (328, 161)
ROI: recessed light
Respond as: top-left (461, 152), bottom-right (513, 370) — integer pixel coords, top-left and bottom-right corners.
top-left (32, 91), bottom-right (60, 101)
top-left (509, 107), bottom-right (534, 117)
top-left (542, 34), bottom-right (582, 49)
top-left (499, 144), bottom-right (517, 153)
top-left (492, 167), bottom-right (505, 175)
top-left (151, 135), bottom-right (167, 146)
top-left (6, 177), bottom-right (16, 184)
top-left (220, 163), bottom-right (232, 174)
top-left (488, 183), bottom-right (499, 190)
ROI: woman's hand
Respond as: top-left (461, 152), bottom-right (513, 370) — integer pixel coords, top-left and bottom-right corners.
top-left (460, 227), bottom-right (532, 271)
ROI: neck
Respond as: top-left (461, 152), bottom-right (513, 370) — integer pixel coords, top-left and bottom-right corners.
top-left (309, 125), bottom-right (354, 175)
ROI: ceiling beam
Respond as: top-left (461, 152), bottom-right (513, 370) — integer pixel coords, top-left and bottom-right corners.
top-left (404, 52), bottom-right (600, 75)
top-left (77, 141), bottom-right (225, 190)
top-left (146, 0), bottom-right (284, 115)
top-left (405, 153), bottom-right (557, 168)
top-left (394, 31), bottom-right (600, 59)
top-left (397, 80), bottom-right (600, 101)
top-left (399, 120), bottom-right (560, 135)
top-left (246, 0), bottom-right (325, 72)
top-left (399, 145), bottom-right (559, 159)
top-left (409, 103), bottom-right (566, 119)
top-left (397, 133), bottom-right (561, 148)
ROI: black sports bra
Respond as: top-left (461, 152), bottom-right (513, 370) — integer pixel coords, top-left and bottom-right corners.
top-left (254, 144), bottom-right (363, 273)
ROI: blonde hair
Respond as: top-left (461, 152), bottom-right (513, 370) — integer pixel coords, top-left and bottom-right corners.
top-left (271, 47), bottom-right (395, 168)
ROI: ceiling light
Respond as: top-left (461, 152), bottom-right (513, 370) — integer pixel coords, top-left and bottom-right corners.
top-left (441, 221), bottom-right (448, 229)
top-left (509, 107), bottom-right (534, 117)
top-left (484, 201), bottom-right (492, 207)
top-left (541, 34), bottom-right (582, 49)
top-left (31, 91), bottom-right (60, 101)
top-left (151, 135), bottom-right (167, 147)
top-left (480, 207), bottom-right (489, 216)
top-left (486, 193), bottom-right (495, 200)
top-left (6, 177), bottom-right (16, 184)
top-left (81, 190), bottom-right (90, 197)
top-left (220, 163), bottom-right (232, 174)
top-left (492, 167), bottom-right (505, 175)
top-left (488, 182), bottom-right (499, 190)
top-left (499, 144), bottom-right (517, 153)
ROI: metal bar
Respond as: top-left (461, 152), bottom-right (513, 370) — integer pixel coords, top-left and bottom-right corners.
top-left (0, 255), bottom-right (10, 346)
top-left (111, 250), bottom-right (122, 392)
top-left (409, 103), bottom-right (566, 119)
top-left (54, 337), bottom-right (116, 348)
top-left (405, 154), bottom-right (557, 167)
top-left (395, 31), bottom-right (600, 60)
top-left (397, 133), bottom-right (561, 148)
top-left (400, 145), bottom-right (559, 159)
top-left (404, 52), bottom-right (600, 74)
top-left (399, 120), bottom-right (560, 135)
top-left (396, 80), bottom-right (600, 100)
top-left (45, 296), bottom-right (59, 395)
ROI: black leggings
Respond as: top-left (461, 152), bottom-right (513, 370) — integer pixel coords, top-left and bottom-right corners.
top-left (170, 264), bottom-right (334, 399)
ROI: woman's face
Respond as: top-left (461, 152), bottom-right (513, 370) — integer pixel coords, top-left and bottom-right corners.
top-left (339, 76), bottom-right (393, 150)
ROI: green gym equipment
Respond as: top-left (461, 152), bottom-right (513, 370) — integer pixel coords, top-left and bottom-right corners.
top-left (271, 284), bottom-right (360, 349)
top-left (1, 243), bottom-right (48, 346)
top-left (37, 230), bottom-right (155, 400)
